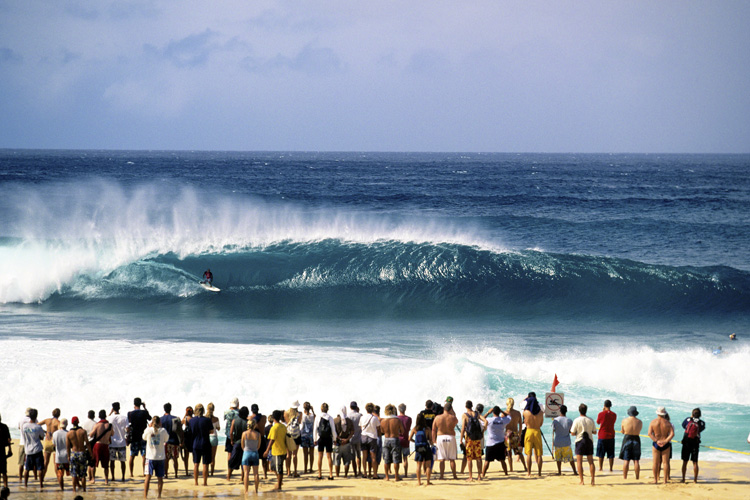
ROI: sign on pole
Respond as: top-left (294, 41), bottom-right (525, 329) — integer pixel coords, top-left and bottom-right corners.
top-left (544, 392), bottom-right (564, 418)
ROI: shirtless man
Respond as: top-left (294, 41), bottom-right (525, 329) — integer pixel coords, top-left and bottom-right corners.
top-left (66, 417), bottom-right (91, 493)
top-left (504, 398), bottom-right (526, 472)
top-left (522, 395), bottom-right (544, 477)
top-left (89, 410), bottom-right (113, 485)
top-left (460, 400), bottom-right (486, 481)
top-left (380, 404), bottom-right (404, 481)
top-left (38, 409), bottom-right (61, 477)
top-left (620, 406), bottom-right (643, 479)
top-left (432, 402), bottom-right (458, 480)
top-left (648, 406), bottom-right (674, 484)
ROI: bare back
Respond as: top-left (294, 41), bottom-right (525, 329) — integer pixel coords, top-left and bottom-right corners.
top-left (91, 421), bottom-right (113, 445)
top-left (67, 427), bottom-right (89, 453)
top-left (506, 409), bottom-right (522, 433)
top-left (381, 417), bottom-right (403, 439)
top-left (648, 417), bottom-right (673, 446)
top-left (621, 416), bottom-right (643, 436)
top-left (523, 410), bottom-right (544, 430)
top-left (433, 412), bottom-right (458, 437)
top-left (40, 417), bottom-right (60, 439)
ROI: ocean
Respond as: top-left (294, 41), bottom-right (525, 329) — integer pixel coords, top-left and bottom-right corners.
top-left (1, 150), bottom-right (748, 461)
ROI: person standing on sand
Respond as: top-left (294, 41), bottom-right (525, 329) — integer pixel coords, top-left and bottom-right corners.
top-left (206, 403), bottom-right (220, 476)
top-left (347, 402), bottom-right (362, 477)
top-left (143, 416), bottom-right (168, 499)
top-left (265, 409), bottom-right (288, 490)
top-left (397, 404), bottom-right (412, 477)
top-left (504, 398), bottom-right (526, 472)
top-left (128, 398), bottom-right (151, 478)
top-left (648, 406), bottom-right (674, 484)
top-left (359, 403), bottom-right (380, 479)
top-left (313, 403), bottom-right (337, 480)
top-left (522, 394), bottom-right (544, 477)
top-left (241, 419), bottom-right (261, 494)
top-left (17, 408), bottom-right (31, 481)
top-left (596, 399), bottom-right (617, 472)
top-left (227, 407), bottom-right (249, 481)
top-left (570, 403), bottom-right (596, 486)
top-left (551, 405), bottom-right (577, 476)
top-left (680, 408), bottom-right (706, 483)
top-left (22, 408), bottom-right (45, 489)
top-left (409, 413), bottom-right (433, 485)
top-left (432, 401), bottom-right (458, 480)
top-left (482, 406), bottom-right (511, 477)
top-left (0, 413), bottom-right (11, 489)
top-left (300, 402), bottom-right (316, 475)
top-left (189, 404), bottom-right (213, 486)
top-left (159, 403), bottom-right (182, 480)
top-left (181, 407), bottom-right (194, 477)
top-left (82, 410), bottom-right (96, 482)
top-left (66, 417), bottom-right (91, 493)
top-left (619, 406), bottom-right (642, 479)
top-left (108, 402), bottom-right (128, 481)
top-left (38, 408), bottom-right (60, 477)
top-left (284, 405), bottom-right (302, 478)
top-left (380, 404), bottom-right (404, 481)
top-left (52, 418), bottom-right (69, 491)
top-left (89, 410), bottom-right (113, 485)
top-left (333, 407), bottom-right (354, 477)
top-left (223, 398), bottom-right (240, 470)
top-left (460, 400), bottom-right (485, 481)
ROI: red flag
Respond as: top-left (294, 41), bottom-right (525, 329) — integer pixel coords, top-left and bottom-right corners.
top-left (551, 374), bottom-right (560, 393)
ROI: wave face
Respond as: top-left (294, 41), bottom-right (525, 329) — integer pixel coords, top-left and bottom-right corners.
top-left (1, 180), bottom-right (748, 320)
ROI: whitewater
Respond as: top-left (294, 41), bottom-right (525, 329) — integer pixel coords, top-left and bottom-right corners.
top-left (1, 150), bottom-right (748, 461)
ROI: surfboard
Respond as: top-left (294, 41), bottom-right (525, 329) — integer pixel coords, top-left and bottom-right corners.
top-left (199, 281), bottom-right (221, 292)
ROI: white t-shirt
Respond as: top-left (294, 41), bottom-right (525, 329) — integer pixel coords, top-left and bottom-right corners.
top-left (109, 413), bottom-right (129, 448)
top-left (570, 416), bottom-right (597, 443)
top-left (347, 410), bottom-right (362, 442)
top-left (313, 413), bottom-right (338, 442)
top-left (143, 426), bottom-right (169, 461)
top-left (360, 414), bottom-right (380, 440)
top-left (22, 422), bottom-right (45, 455)
top-left (18, 416), bottom-right (30, 445)
top-left (83, 418), bottom-right (96, 441)
top-left (53, 429), bottom-right (69, 464)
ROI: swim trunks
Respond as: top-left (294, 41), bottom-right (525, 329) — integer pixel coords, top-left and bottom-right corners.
top-left (575, 433), bottom-right (594, 456)
top-left (506, 430), bottom-right (522, 454)
top-left (465, 438), bottom-right (482, 460)
top-left (524, 428), bottom-right (543, 456)
top-left (554, 445), bottom-right (574, 463)
top-left (145, 459), bottom-right (165, 478)
top-left (56, 463), bottom-right (70, 473)
top-left (435, 435), bottom-right (457, 461)
top-left (70, 451), bottom-right (87, 478)
top-left (93, 442), bottom-right (110, 467)
top-left (596, 438), bottom-right (615, 459)
top-left (486, 441), bottom-right (507, 462)
top-left (25, 452), bottom-right (44, 471)
top-left (382, 437), bottom-right (402, 465)
top-left (652, 441), bottom-right (671, 452)
top-left (193, 446), bottom-right (212, 465)
top-left (619, 435), bottom-right (641, 461)
top-left (164, 444), bottom-right (180, 461)
top-left (109, 446), bottom-right (126, 462)
top-left (681, 437), bottom-right (700, 462)
top-left (334, 443), bottom-right (353, 466)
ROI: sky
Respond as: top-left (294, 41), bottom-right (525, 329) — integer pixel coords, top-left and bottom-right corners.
top-left (1, 1), bottom-right (749, 153)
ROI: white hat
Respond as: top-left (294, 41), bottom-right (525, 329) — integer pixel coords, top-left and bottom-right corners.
top-left (230, 398), bottom-right (239, 408)
top-left (291, 400), bottom-right (300, 409)
top-left (656, 406), bottom-right (667, 416)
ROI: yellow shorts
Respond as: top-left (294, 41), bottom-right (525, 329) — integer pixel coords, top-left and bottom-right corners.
top-left (43, 439), bottom-right (55, 454)
top-left (554, 445), bottom-right (574, 463)
top-left (524, 428), bottom-right (543, 456)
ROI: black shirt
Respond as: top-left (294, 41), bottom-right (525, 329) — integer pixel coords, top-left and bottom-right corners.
top-left (127, 408), bottom-right (151, 441)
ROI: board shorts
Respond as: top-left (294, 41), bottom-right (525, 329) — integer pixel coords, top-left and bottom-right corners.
top-left (596, 438), bottom-right (615, 459)
top-left (524, 428), bottom-right (543, 456)
top-left (435, 435), bottom-right (457, 461)
top-left (242, 450), bottom-right (259, 467)
top-left (619, 435), bottom-right (641, 461)
top-left (271, 454), bottom-right (285, 474)
top-left (70, 452), bottom-right (87, 478)
top-left (485, 441), bottom-right (507, 462)
top-left (465, 438), bottom-right (482, 460)
top-left (575, 434), bottom-right (594, 456)
top-left (17, 445), bottom-right (26, 466)
top-left (506, 430), bottom-right (523, 454)
top-left (109, 446), bottom-right (127, 462)
top-left (164, 444), bottom-right (180, 461)
top-left (554, 445), bottom-right (574, 463)
top-left (93, 443), bottom-right (110, 467)
top-left (334, 443), bottom-right (353, 466)
top-left (193, 446), bottom-right (212, 465)
top-left (130, 439), bottom-right (147, 457)
top-left (382, 438), bottom-right (402, 465)
top-left (56, 463), bottom-right (70, 474)
top-left (361, 436), bottom-right (378, 453)
top-left (25, 452), bottom-right (44, 471)
top-left (681, 437), bottom-right (700, 462)
top-left (145, 459), bottom-right (165, 478)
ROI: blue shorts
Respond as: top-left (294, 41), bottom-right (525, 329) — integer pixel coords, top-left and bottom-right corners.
top-left (193, 446), bottom-right (212, 465)
top-left (300, 434), bottom-right (314, 448)
top-left (130, 440), bottom-right (147, 457)
top-left (619, 435), bottom-right (641, 461)
top-left (242, 450), bottom-right (259, 467)
top-left (145, 459), bottom-right (165, 478)
top-left (596, 438), bottom-right (615, 459)
top-left (25, 452), bottom-right (44, 471)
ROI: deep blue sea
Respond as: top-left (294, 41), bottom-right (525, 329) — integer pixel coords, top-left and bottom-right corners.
top-left (1, 150), bottom-right (748, 460)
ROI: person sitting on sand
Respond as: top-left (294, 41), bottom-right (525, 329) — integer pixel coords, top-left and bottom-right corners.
top-left (551, 405), bottom-right (576, 476)
top-left (432, 402), bottom-right (458, 480)
top-left (523, 393), bottom-right (544, 477)
top-left (680, 408), bottom-right (706, 483)
top-left (570, 403), bottom-right (596, 486)
top-left (619, 406), bottom-right (642, 479)
top-left (409, 413), bottom-right (433, 486)
top-left (648, 406), bottom-right (674, 484)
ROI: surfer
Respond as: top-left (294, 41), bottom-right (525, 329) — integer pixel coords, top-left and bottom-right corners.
top-left (729, 333), bottom-right (737, 341)
top-left (202, 269), bottom-right (213, 285)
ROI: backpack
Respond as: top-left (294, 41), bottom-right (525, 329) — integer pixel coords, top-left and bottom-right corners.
top-left (318, 416), bottom-right (332, 438)
top-left (414, 429), bottom-right (430, 454)
top-left (467, 412), bottom-right (483, 441)
top-left (287, 418), bottom-right (301, 439)
top-left (685, 419), bottom-right (701, 439)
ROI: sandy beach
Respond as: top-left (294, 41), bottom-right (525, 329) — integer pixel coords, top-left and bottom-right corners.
top-left (7, 451), bottom-right (750, 500)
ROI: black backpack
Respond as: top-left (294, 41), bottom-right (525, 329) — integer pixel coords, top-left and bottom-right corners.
top-left (467, 412), bottom-right (483, 441)
top-left (318, 417), bottom-right (332, 438)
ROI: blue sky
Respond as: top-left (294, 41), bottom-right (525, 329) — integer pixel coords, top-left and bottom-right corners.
top-left (1, 1), bottom-right (749, 152)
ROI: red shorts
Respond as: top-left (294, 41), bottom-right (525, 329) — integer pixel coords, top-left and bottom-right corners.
top-left (93, 443), bottom-right (110, 467)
